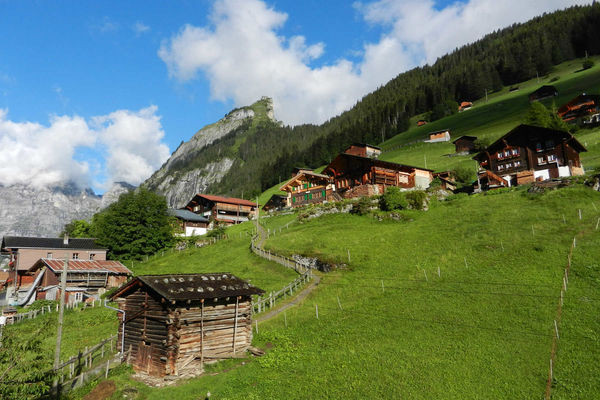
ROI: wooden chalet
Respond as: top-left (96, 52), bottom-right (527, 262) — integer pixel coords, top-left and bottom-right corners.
top-left (184, 194), bottom-right (258, 226)
top-left (323, 145), bottom-right (433, 199)
top-left (557, 93), bottom-right (600, 124)
top-left (26, 258), bottom-right (131, 304)
top-left (262, 194), bottom-right (287, 212)
top-left (426, 129), bottom-right (451, 143)
top-left (453, 135), bottom-right (478, 153)
top-left (279, 169), bottom-right (336, 208)
top-left (473, 124), bottom-right (586, 188)
top-left (529, 85), bottom-right (558, 102)
top-left (110, 273), bottom-right (264, 378)
top-left (417, 119), bottom-right (428, 126)
top-left (168, 209), bottom-right (209, 236)
top-left (459, 101), bottom-right (473, 112)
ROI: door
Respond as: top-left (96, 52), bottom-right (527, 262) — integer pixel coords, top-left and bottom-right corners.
top-left (137, 341), bottom-right (153, 374)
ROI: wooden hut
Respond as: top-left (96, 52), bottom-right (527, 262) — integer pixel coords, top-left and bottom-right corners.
top-left (110, 273), bottom-right (264, 378)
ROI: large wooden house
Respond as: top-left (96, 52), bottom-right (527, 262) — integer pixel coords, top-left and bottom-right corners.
top-left (279, 168), bottom-right (336, 208)
top-left (26, 258), bottom-right (131, 304)
top-left (557, 93), bottom-right (600, 124)
top-left (323, 145), bottom-right (433, 199)
top-left (110, 273), bottom-right (264, 378)
top-left (184, 194), bottom-right (258, 226)
top-left (473, 124), bottom-right (586, 188)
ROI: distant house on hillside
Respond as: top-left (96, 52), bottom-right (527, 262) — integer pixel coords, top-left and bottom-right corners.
top-left (528, 85), bottom-right (558, 102)
top-left (557, 93), bottom-right (600, 124)
top-left (168, 209), bottom-right (209, 236)
top-left (459, 101), bottom-right (473, 112)
top-left (0, 236), bottom-right (107, 288)
top-left (110, 273), bottom-right (264, 378)
top-left (184, 194), bottom-right (258, 226)
top-left (25, 258), bottom-right (131, 305)
top-left (473, 124), bottom-right (586, 189)
top-left (323, 144), bottom-right (433, 199)
top-left (432, 171), bottom-right (457, 191)
top-left (417, 120), bottom-right (428, 126)
top-left (426, 129), bottom-right (451, 143)
top-left (343, 143), bottom-right (382, 159)
top-left (453, 135), bottom-right (478, 153)
top-left (279, 168), bottom-right (336, 208)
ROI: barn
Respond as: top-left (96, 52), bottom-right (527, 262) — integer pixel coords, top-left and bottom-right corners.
top-left (110, 273), bottom-right (264, 378)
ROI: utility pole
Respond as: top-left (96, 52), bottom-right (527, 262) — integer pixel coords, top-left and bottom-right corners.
top-left (255, 196), bottom-right (259, 234)
top-left (485, 88), bottom-right (488, 103)
top-left (54, 257), bottom-right (68, 370)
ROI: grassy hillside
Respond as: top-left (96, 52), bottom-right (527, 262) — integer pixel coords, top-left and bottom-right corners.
top-left (380, 57), bottom-right (600, 173)
top-left (73, 185), bottom-right (600, 399)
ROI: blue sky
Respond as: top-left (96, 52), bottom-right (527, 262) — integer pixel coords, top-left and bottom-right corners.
top-left (0, 0), bottom-right (590, 193)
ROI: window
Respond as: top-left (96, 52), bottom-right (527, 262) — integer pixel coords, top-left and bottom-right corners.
top-left (505, 162), bottom-right (512, 169)
top-left (73, 292), bottom-right (83, 304)
top-left (504, 150), bottom-right (510, 157)
top-left (47, 252), bottom-right (53, 259)
top-left (303, 183), bottom-right (308, 189)
top-left (497, 152), bottom-right (503, 159)
top-left (322, 190), bottom-right (326, 198)
top-left (292, 197), bottom-right (296, 203)
top-left (536, 142), bottom-right (542, 152)
top-left (514, 160), bottom-right (521, 167)
top-left (498, 164), bottom-right (504, 170)
top-left (512, 149), bottom-right (519, 156)
top-left (545, 140), bottom-right (554, 149)
top-left (548, 154), bottom-right (557, 162)
top-left (304, 194), bottom-right (308, 200)
top-left (537, 156), bottom-right (546, 165)
top-left (89, 253), bottom-right (95, 261)
top-left (309, 193), bottom-right (312, 200)
top-left (72, 253), bottom-right (79, 260)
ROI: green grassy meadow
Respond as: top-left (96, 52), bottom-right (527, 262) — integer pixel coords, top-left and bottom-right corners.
top-left (380, 57), bottom-right (600, 173)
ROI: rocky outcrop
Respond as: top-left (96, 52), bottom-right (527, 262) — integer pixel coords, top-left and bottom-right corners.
top-left (144, 97), bottom-right (276, 208)
top-left (153, 158), bottom-right (235, 208)
top-left (0, 182), bottom-right (134, 238)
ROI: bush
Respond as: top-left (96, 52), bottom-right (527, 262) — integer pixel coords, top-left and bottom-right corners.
top-left (453, 166), bottom-right (476, 184)
top-left (351, 197), bottom-right (372, 216)
top-left (379, 187), bottom-right (407, 211)
top-left (583, 59), bottom-right (595, 70)
top-left (405, 191), bottom-right (428, 210)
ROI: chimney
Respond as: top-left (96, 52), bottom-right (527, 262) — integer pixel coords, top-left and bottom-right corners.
top-left (63, 234), bottom-right (69, 245)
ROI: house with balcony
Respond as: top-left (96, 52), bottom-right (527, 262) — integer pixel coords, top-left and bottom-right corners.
top-left (184, 194), bottom-right (258, 226)
top-left (473, 124), bottom-right (586, 189)
top-left (323, 144), bottom-right (433, 199)
top-left (279, 168), bottom-right (336, 208)
top-left (557, 93), bottom-right (600, 124)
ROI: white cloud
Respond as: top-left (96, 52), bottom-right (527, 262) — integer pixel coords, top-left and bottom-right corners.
top-left (133, 21), bottom-right (150, 36)
top-left (0, 107), bottom-right (170, 191)
top-left (0, 110), bottom-right (95, 188)
top-left (159, 0), bottom-right (591, 125)
top-left (93, 106), bottom-right (170, 189)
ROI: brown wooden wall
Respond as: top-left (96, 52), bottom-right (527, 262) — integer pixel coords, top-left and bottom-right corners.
top-left (117, 286), bottom-right (170, 377)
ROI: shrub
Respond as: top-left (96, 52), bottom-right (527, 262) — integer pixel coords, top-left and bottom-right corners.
top-left (453, 166), bottom-right (476, 184)
top-left (351, 197), bottom-right (372, 216)
top-left (583, 59), bottom-right (595, 70)
top-left (405, 191), bottom-right (428, 210)
top-left (379, 187), bottom-right (407, 211)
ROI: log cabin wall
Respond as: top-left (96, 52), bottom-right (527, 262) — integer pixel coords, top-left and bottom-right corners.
top-left (118, 286), bottom-right (170, 377)
top-left (173, 296), bottom-right (253, 374)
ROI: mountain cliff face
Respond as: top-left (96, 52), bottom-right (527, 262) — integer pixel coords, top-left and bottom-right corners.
top-left (0, 182), bottom-right (133, 238)
top-left (143, 97), bottom-right (278, 208)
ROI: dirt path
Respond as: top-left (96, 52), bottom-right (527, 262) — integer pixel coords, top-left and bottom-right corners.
top-left (254, 222), bottom-right (321, 323)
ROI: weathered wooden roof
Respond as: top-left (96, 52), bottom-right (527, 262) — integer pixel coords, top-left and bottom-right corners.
top-left (29, 258), bottom-right (132, 275)
top-left (193, 194), bottom-right (257, 207)
top-left (111, 273), bottom-right (264, 302)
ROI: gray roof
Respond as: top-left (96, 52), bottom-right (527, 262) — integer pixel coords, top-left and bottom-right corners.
top-left (1, 236), bottom-right (105, 251)
top-left (112, 273), bottom-right (264, 302)
top-left (168, 209), bottom-right (209, 223)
